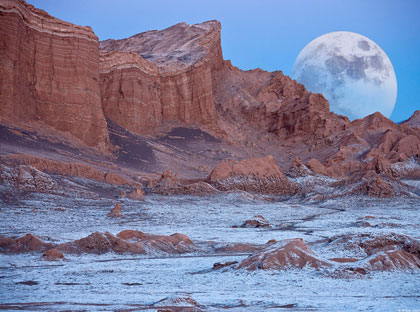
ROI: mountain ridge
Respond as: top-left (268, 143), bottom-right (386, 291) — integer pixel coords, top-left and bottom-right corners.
top-left (0, 0), bottom-right (419, 198)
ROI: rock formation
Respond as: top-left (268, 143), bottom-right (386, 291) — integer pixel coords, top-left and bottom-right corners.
top-left (107, 202), bottom-right (122, 217)
top-left (367, 250), bottom-right (420, 271)
top-left (0, 0), bottom-right (110, 152)
top-left (152, 294), bottom-right (203, 311)
top-left (240, 215), bottom-right (270, 228)
top-left (152, 170), bottom-right (219, 195)
top-left (0, 164), bottom-right (57, 192)
top-left (0, 154), bottom-right (140, 188)
top-left (99, 21), bottom-right (222, 134)
top-left (42, 248), bottom-right (66, 261)
top-left (287, 157), bottom-right (312, 178)
top-left (237, 238), bottom-right (331, 270)
top-left (0, 233), bottom-right (53, 253)
top-left (0, 0), bottom-right (419, 199)
top-left (326, 233), bottom-right (420, 271)
top-left (0, 230), bottom-right (197, 255)
top-left (126, 187), bottom-right (144, 200)
top-left (208, 155), bottom-right (298, 194)
top-left (402, 110), bottom-right (420, 129)
top-left (212, 234), bottom-right (420, 273)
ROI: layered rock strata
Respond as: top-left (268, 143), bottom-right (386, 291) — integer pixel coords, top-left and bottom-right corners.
top-left (1, 0), bottom-right (419, 199)
top-left (99, 21), bottom-right (222, 134)
top-left (0, 0), bottom-right (110, 152)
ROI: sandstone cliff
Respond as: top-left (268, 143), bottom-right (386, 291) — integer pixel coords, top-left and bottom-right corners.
top-left (1, 0), bottom-right (419, 199)
top-left (0, 0), bottom-right (110, 152)
top-left (99, 21), bottom-right (222, 134)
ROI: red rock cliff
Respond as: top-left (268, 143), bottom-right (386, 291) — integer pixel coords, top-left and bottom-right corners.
top-left (99, 21), bottom-right (222, 134)
top-left (0, 0), bottom-right (110, 152)
top-left (1, 0), bottom-right (419, 185)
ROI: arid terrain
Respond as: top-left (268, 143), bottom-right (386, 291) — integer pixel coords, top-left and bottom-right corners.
top-left (0, 0), bottom-right (419, 311)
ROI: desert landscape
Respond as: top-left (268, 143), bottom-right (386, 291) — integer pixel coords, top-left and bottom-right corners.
top-left (0, 0), bottom-right (419, 311)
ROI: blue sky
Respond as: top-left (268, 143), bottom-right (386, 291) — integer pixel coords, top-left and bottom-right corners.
top-left (28, 0), bottom-right (419, 122)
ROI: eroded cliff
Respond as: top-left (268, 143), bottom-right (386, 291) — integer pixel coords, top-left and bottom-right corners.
top-left (0, 0), bottom-right (110, 152)
top-left (1, 0), bottom-right (420, 199)
top-left (99, 21), bottom-right (222, 134)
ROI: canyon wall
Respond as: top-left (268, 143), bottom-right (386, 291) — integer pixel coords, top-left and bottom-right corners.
top-left (1, 0), bottom-right (419, 177)
top-left (99, 21), bottom-right (222, 134)
top-left (0, 0), bottom-right (110, 152)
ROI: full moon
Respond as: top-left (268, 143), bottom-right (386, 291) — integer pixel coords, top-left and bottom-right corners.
top-left (291, 31), bottom-right (397, 120)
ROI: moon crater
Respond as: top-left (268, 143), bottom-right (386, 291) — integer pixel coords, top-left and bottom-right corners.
top-left (291, 31), bottom-right (397, 120)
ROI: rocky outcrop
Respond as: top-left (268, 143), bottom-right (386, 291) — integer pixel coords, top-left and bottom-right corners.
top-left (212, 62), bottom-right (349, 144)
top-left (0, 164), bottom-right (57, 192)
top-left (208, 155), bottom-right (297, 194)
top-left (366, 250), bottom-right (420, 271)
top-left (0, 230), bottom-right (196, 256)
top-left (213, 261), bottom-right (238, 270)
top-left (99, 51), bottom-right (162, 134)
top-left (152, 294), bottom-right (203, 311)
top-left (255, 78), bottom-right (348, 140)
top-left (107, 202), bottom-right (122, 217)
top-left (0, 0), bottom-right (110, 152)
top-left (152, 170), bottom-right (219, 195)
top-left (219, 234), bottom-right (420, 273)
top-left (306, 159), bottom-right (330, 176)
top-left (331, 171), bottom-right (396, 198)
top-left (0, 154), bottom-right (140, 187)
top-left (42, 248), bottom-right (65, 261)
top-left (240, 215), bottom-right (270, 228)
top-left (0, 1), bottom-right (419, 199)
top-left (99, 21), bottom-right (222, 134)
top-left (402, 110), bottom-right (420, 129)
top-left (351, 174), bottom-right (396, 198)
top-left (61, 231), bottom-right (196, 255)
top-left (287, 157), bottom-right (312, 178)
top-left (237, 238), bottom-right (331, 270)
top-left (126, 187), bottom-right (144, 200)
top-left (0, 233), bottom-right (53, 253)
top-left (326, 233), bottom-right (420, 271)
